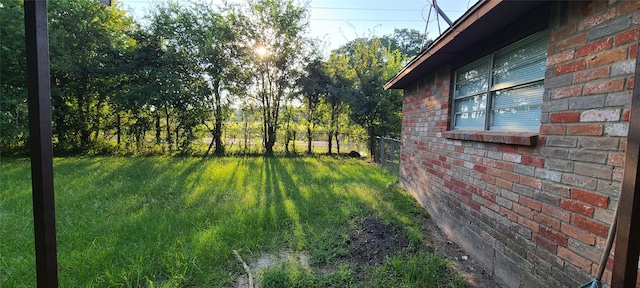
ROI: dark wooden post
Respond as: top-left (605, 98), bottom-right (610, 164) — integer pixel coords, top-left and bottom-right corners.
top-left (380, 137), bottom-right (385, 167)
top-left (24, 1), bottom-right (59, 287)
top-left (611, 40), bottom-right (640, 287)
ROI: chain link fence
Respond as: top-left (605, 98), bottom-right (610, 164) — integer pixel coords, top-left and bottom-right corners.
top-left (373, 136), bottom-right (401, 175)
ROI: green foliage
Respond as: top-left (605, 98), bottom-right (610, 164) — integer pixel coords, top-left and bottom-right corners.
top-left (152, 2), bottom-right (245, 156)
top-left (144, 3), bottom-right (211, 152)
top-left (0, 0), bottom-right (422, 157)
top-left (297, 59), bottom-right (331, 153)
top-left (234, 0), bottom-right (310, 154)
top-left (48, 0), bottom-right (135, 149)
top-left (326, 29), bottom-right (423, 156)
top-left (0, 0), bottom-right (28, 152)
top-left (0, 0), bottom-right (248, 155)
top-left (323, 52), bottom-right (356, 154)
top-left (346, 37), bottom-right (404, 155)
top-left (380, 28), bottom-right (427, 58)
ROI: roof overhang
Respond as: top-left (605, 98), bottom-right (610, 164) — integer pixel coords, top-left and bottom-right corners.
top-left (385, 0), bottom-right (547, 90)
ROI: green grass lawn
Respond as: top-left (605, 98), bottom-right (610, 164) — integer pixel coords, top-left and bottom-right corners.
top-left (0, 156), bottom-right (465, 287)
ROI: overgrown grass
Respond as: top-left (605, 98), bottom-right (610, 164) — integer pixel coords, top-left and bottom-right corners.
top-left (0, 156), bottom-right (464, 287)
top-left (366, 253), bottom-right (467, 288)
top-left (260, 262), bottom-right (353, 288)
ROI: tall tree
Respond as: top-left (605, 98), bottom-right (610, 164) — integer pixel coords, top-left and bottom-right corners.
top-left (145, 2), bottom-right (209, 153)
top-left (48, 0), bottom-right (134, 150)
top-left (380, 28), bottom-right (426, 58)
top-left (281, 101), bottom-right (299, 154)
top-left (115, 28), bottom-right (161, 149)
top-left (344, 37), bottom-right (405, 156)
top-left (324, 52), bottom-right (355, 154)
top-left (297, 58), bottom-right (331, 153)
top-left (328, 29), bottom-right (423, 156)
top-left (188, 3), bottom-right (247, 156)
top-left (236, 0), bottom-right (309, 155)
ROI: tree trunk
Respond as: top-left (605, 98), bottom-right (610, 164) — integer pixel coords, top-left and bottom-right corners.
top-left (244, 115), bottom-right (249, 151)
top-left (214, 115), bottom-right (224, 155)
top-left (261, 75), bottom-right (268, 152)
top-left (53, 99), bottom-right (66, 147)
top-left (262, 105), bottom-right (268, 152)
top-left (285, 132), bottom-right (290, 154)
top-left (93, 97), bottom-right (104, 142)
top-left (368, 124), bottom-right (375, 161)
top-left (284, 110), bottom-right (292, 154)
top-left (265, 125), bottom-right (275, 155)
top-left (292, 130), bottom-right (296, 153)
top-left (213, 81), bottom-right (224, 156)
top-left (175, 129), bottom-right (179, 151)
top-left (135, 126), bottom-right (143, 150)
top-left (328, 106), bottom-right (338, 154)
top-left (116, 112), bottom-right (121, 146)
top-left (335, 130), bottom-right (341, 154)
top-left (77, 80), bottom-right (92, 147)
top-left (155, 113), bottom-right (161, 145)
top-left (206, 129), bottom-right (215, 156)
top-left (142, 128), bottom-right (147, 147)
top-left (328, 131), bottom-right (333, 154)
top-left (165, 104), bottom-right (172, 151)
top-left (78, 97), bottom-right (90, 147)
top-left (307, 126), bottom-right (312, 154)
top-left (80, 124), bottom-right (91, 146)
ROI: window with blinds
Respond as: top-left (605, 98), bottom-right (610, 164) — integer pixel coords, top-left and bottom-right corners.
top-left (452, 31), bottom-right (548, 132)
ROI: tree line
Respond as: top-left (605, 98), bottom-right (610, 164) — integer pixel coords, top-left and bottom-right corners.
top-left (0, 0), bottom-right (426, 156)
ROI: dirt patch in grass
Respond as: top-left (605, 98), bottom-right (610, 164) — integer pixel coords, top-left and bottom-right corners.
top-left (230, 210), bottom-right (503, 287)
top-left (345, 217), bottom-right (414, 267)
top-left (232, 215), bottom-right (503, 288)
top-left (345, 216), bottom-right (504, 287)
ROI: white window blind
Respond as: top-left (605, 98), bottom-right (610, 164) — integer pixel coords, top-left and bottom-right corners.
top-left (453, 58), bottom-right (489, 130)
top-left (491, 82), bottom-right (544, 131)
top-left (452, 31), bottom-right (548, 132)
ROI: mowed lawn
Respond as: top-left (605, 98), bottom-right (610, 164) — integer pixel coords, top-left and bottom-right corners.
top-left (0, 156), bottom-right (465, 287)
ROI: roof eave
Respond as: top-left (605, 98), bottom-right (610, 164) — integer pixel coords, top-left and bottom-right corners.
top-left (384, 0), bottom-right (546, 90)
top-left (384, 0), bottom-right (490, 90)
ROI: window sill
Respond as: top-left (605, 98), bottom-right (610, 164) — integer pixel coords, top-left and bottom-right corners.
top-left (443, 130), bottom-right (538, 146)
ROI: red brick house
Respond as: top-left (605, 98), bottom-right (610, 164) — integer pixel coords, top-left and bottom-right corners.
top-left (385, 1), bottom-right (640, 287)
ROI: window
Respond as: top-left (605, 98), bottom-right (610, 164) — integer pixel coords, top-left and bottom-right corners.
top-left (452, 31), bottom-right (548, 132)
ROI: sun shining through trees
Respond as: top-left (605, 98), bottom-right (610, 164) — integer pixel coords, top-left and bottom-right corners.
top-left (255, 45), bottom-right (268, 58)
top-left (1, 0), bottom-right (424, 157)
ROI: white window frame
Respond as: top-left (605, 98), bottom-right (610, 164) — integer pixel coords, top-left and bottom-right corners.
top-left (452, 31), bottom-right (549, 132)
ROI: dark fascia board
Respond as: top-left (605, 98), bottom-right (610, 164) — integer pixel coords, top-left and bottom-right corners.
top-left (384, 0), bottom-right (547, 90)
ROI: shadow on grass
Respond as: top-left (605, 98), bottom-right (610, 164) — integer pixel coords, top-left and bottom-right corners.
top-left (52, 157), bottom-right (215, 286)
top-left (1, 156), bottom-right (432, 287)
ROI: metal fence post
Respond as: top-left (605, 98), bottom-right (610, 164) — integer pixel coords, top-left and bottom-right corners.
top-left (373, 136), bottom-right (401, 176)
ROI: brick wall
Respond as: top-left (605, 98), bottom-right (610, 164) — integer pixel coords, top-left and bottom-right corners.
top-left (399, 1), bottom-right (640, 287)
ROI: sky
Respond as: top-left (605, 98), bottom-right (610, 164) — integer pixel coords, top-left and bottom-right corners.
top-left (118, 0), bottom-right (475, 52)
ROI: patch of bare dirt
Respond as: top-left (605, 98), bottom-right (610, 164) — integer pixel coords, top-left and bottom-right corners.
top-left (344, 215), bottom-right (504, 287)
top-left (345, 217), bottom-right (414, 266)
top-left (231, 215), bottom-right (504, 288)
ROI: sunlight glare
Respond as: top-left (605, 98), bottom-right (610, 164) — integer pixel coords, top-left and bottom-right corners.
top-left (255, 46), bottom-right (268, 58)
